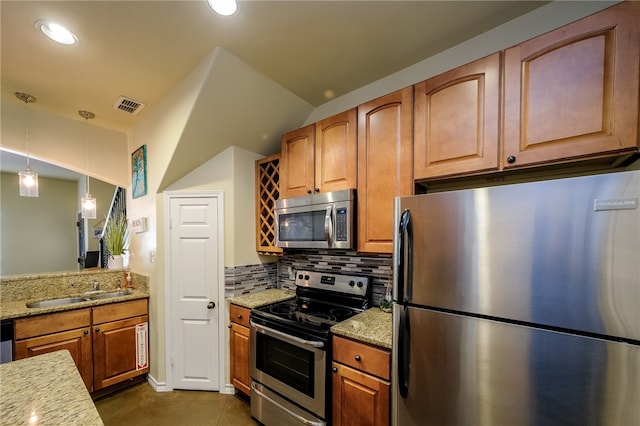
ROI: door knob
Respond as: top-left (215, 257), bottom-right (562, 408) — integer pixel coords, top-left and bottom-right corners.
top-left (207, 301), bottom-right (216, 310)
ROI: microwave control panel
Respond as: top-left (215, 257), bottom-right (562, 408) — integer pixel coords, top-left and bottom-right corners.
top-left (335, 208), bottom-right (348, 241)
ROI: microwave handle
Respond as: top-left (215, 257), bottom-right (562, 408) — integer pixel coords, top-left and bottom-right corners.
top-left (324, 206), bottom-right (333, 246)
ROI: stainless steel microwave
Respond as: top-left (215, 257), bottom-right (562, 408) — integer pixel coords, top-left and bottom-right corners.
top-left (275, 189), bottom-right (355, 249)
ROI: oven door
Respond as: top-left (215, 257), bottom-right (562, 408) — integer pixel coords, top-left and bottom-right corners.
top-left (250, 320), bottom-right (327, 421)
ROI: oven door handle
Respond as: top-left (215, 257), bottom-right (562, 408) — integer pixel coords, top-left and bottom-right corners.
top-left (251, 382), bottom-right (325, 426)
top-left (250, 320), bottom-right (325, 348)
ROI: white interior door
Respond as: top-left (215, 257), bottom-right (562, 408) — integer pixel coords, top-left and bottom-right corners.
top-left (168, 193), bottom-right (223, 390)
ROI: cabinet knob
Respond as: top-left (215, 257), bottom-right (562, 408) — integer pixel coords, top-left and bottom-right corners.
top-left (307, 189), bottom-right (312, 194)
top-left (228, 324), bottom-right (232, 329)
top-left (237, 314), bottom-right (242, 319)
top-left (314, 188), bottom-right (320, 193)
top-left (95, 328), bottom-right (100, 333)
top-left (355, 355), bottom-right (361, 361)
top-left (207, 301), bottom-right (216, 310)
top-left (332, 367), bottom-right (338, 373)
top-left (84, 330), bottom-right (89, 335)
top-left (506, 156), bottom-right (516, 164)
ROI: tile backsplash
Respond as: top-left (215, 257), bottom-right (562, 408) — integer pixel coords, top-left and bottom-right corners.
top-left (226, 250), bottom-right (393, 307)
top-left (277, 250), bottom-right (393, 307)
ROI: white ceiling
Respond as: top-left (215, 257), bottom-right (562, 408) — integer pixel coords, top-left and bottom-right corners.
top-left (1, 1), bottom-right (549, 134)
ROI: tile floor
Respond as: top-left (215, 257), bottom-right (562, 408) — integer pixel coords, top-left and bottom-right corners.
top-left (94, 382), bottom-right (259, 426)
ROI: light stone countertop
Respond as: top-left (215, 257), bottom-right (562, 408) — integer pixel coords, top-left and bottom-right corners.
top-left (0, 289), bottom-right (150, 321)
top-left (227, 288), bottom-right (295, 309)
top-left (331, 308), bottom-right (393, 349)
top-left (0, 350), bottom-right (104, 426)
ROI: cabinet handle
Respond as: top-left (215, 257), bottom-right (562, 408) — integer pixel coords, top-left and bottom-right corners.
top-left (84, 330), bottom-right (89, 335)
top-left (355, 355), bottom-right (361, 361)
top-left (95, 328), bottom-right (100, 333)
top-left (237, 315), bottom-right (242, 319)
top-left (332, 367), bottom-right (338, 373)
top-left (314, 188), bottom-right (319, 193)
top-left (506, 156), bottom-right (516, 164)
top-left (307, 189), bottom-right (312, 194)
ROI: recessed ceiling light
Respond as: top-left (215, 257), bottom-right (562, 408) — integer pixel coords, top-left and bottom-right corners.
top-left (207, 0), bottom-right (238, 16)
top-left (35, 20), bottom-right (77, 45)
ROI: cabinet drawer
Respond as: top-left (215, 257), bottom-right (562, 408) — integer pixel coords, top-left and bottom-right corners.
top-left (333, 336), bottom-right (390, 380)
top-left (229, 304), bottom-right (250, 328)
top-left (15, 308), bottom-right (91, 340)
top-left (92, 299), bottom-right (148, 324)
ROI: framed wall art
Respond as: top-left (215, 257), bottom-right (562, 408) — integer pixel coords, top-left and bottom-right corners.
top-left (132, 144), bottom-right (147, 199)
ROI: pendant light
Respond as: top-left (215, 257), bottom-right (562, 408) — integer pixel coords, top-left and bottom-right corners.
top-left (15, 92), bottom-right (39, 197)
top-left (79, 110), bottom-right (96, 219)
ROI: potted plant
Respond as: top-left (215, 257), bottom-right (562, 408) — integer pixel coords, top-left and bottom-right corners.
top-left (103, 215), bottom-right (128, 269)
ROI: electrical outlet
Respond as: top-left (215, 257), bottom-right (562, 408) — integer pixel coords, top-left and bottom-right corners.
top-left (150, 250), bottom-right (156, 263)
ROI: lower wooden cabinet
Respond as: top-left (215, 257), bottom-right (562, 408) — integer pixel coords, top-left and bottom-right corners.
top-left (14, 298), bottom-right (149, 393)
top-left (15, 308), bottom-right (93, 389)
top-left (92, 299), bottom-right (149, 391)
top-left (332, 336), bottom-right (391, 426)
top-left (229, 304), bottom-right (251, 395)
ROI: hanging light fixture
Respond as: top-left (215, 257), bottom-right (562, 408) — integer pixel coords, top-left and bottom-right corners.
top-left (79, 110), bottom-right (96, 219)
top-left (15, 92), bottom-right (39, 197)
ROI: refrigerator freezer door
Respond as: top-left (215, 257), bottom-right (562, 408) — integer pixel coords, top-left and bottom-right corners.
top-left (392, 304), bottom-right (640, 426)
top-left (397, 170), bottom-right (640, 340)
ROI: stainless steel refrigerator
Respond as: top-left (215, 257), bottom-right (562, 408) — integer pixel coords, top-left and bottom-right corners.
top-left (392, 170), bottom-right (640, 426)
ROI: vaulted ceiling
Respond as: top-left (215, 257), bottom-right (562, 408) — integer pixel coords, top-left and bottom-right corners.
top-left (1, 1), bottom-right (548, 133)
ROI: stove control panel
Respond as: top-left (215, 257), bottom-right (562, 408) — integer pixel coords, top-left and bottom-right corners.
top-left (295, 270), bottom-right (369, 297)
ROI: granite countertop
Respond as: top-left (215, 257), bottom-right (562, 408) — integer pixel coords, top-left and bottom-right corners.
top-left (0, 350), bottom-right (104, 426)
top-left (0, 289), bottom-right (149, 321)
top-left (227, 288), bottom-right (295, 309)
top-left (331, 308), bottom-right (393, 349)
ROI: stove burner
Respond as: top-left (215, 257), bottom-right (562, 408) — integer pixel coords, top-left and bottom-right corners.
top-left (298, 312), bottom-right (337, 326)
top-left (330, 307), bottom-right (354, 318)
top-left (269, 304), bottom-right (297, 316)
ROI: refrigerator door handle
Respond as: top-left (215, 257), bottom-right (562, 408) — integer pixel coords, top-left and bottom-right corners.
top-left (398, 304), bottom-right (411, 398)
top-left (397, 209), bottom-right (413, 303)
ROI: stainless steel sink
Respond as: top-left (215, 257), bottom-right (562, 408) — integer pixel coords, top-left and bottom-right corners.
top-left (88, 291), bottom-right (131, 300)
top-left (26, 297), bottom-right (89, 309)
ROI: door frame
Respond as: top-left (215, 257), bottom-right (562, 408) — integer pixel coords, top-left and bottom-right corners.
top-left (163, 190), bottom-right (226, 391)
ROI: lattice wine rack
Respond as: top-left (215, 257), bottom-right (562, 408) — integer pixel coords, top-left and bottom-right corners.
top-left (255, 154), bottom-right (283, 255)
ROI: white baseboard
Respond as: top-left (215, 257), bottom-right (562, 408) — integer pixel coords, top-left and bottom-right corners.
top-left (147, 374), bottom-right (170, 392)
top-left (220, 384), bottom-right (236, 395)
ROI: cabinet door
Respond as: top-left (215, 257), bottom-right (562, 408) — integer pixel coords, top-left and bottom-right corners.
top-left (93, 315), bottom-right (149, 391)
top-left (229, 322), bottom-right (250, 396)
top-left (503, 1), bottom-right (640, 169)
top-left (15, 327), bottom-right (93, 391)
top-left (414, 53), bottom-right (500, 180)
top-left (280, 124), bottom-right (315, 198)
top-left (315, 108), bottom-right (357, 193)
top-left (332, 362), bottom-right (390, 426)
top-left (357, 87), bottom-right (413, 253)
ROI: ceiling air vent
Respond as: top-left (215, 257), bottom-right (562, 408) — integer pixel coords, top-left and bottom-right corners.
top-left (113, 96), bottom-right (145, 115)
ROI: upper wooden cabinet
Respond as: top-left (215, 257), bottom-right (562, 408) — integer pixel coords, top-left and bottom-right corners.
top-left (414, 53), bottom-right (500, 180)
top-left (502, 1), bottom-right (640, 169)
top-left (280, 124), bottom-right (315, 198)
top-left (357, 87), bottom-right (413, 254)
top-left (279, 109), bottom-right (357, 199)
